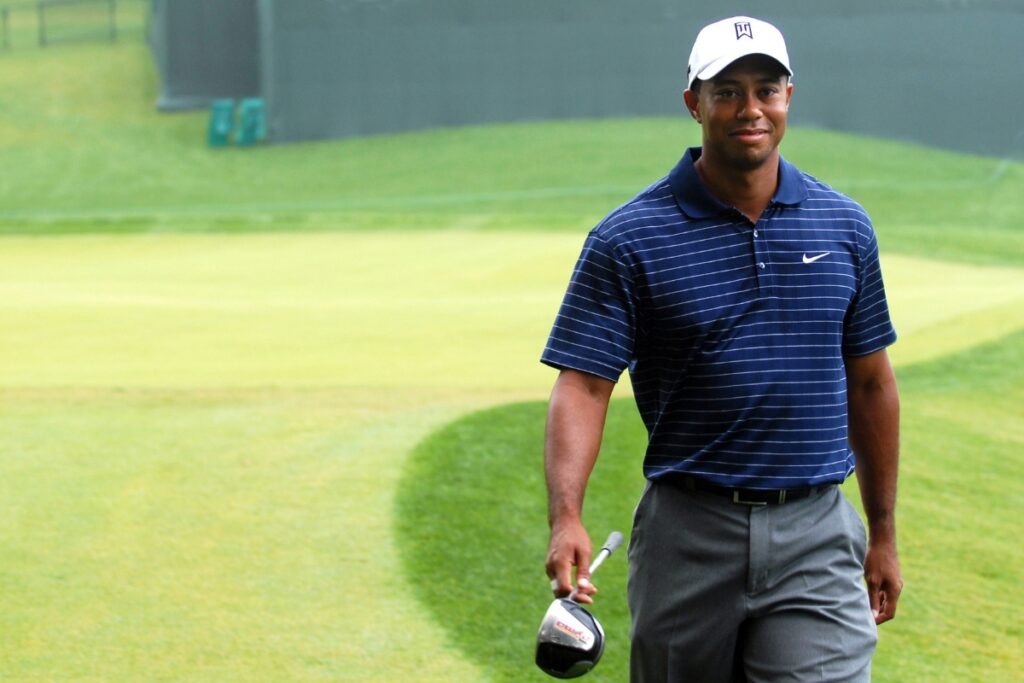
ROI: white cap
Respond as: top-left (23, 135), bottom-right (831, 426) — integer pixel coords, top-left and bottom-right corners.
top-left (686, 16), bottom-right (792, 90)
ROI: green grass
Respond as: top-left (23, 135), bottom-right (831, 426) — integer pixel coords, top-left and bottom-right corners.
top-left (2, 234), bottom-right (1018, 682)
top-left (396, 332), bottom-right (1024, 683)
top-left (0, 386), bottom-right (489, 682)
top-left (2, 39), bottom-right (1023, 266)
top-left (1, 27), bottom-right (1023, 683)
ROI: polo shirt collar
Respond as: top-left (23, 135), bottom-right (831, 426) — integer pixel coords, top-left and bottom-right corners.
top-left (668, 146), bottom-right (808, 219)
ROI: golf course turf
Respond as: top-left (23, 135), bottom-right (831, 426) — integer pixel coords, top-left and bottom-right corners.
top-left (2, 18), bottom-right (1022, 682)
top-left (397, 330), bottom-right (1024, 682)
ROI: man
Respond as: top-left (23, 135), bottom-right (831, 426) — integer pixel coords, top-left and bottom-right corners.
top-left (541, 16), bottom-right (902, 683)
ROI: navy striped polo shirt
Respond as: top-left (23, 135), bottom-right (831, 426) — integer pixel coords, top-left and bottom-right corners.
top-left (541, 147), bottom-right (897, 489)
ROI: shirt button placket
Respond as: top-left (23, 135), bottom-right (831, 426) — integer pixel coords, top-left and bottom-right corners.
top-left (752, 223), bottom-right (768, 292)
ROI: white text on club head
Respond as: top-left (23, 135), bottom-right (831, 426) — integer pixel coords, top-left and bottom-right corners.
top-left (543, 601), bottom-right (596, 650)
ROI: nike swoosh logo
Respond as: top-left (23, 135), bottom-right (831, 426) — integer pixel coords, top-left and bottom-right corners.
top-left (802, 252), bottom-right (831, 264)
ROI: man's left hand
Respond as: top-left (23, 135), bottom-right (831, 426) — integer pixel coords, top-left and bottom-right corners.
top-left (864, 538), bottom-right (902, 624)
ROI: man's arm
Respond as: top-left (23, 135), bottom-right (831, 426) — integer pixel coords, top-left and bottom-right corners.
top-left (846, 348), bottom-right (903, 624)
top-left (544, 368), bottom-right (616, 605)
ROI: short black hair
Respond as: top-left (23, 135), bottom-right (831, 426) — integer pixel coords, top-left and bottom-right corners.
top-left (688, 56), bottom-right (789, 95)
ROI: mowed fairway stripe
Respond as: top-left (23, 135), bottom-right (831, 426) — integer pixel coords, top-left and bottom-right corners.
top-left (0, 232), bottom-right (580, 389)
top-left (2, 234), bottom-right (1023, 389)
top-left (882, 253), bottom-right (1024, 366)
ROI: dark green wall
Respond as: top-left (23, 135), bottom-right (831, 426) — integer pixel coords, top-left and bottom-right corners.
top-left (149, 0), bottom-right (260, 110)
top-left (255, 0), bottom-right (1022, 157)
top-left (151, 1), bottom-right (1022, 157)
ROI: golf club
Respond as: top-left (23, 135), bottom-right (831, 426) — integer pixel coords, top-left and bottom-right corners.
top-left (535, 531), bottom-right (624, 679)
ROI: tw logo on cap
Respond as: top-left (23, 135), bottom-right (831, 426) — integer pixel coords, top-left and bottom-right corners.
top-left (735, 21), bottom-right (753, 39)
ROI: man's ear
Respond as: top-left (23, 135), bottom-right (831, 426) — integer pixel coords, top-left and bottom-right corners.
top-left (683, 89), bottom-right (701, 122)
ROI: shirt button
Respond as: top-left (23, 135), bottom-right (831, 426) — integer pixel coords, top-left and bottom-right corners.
top-left (757, 262), bottom-right (766, 270)
top-left (753, 230), bottom-right (759, 237)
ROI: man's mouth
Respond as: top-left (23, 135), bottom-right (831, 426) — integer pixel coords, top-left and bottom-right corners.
top-left (730, 129), bottom-right (770, 141)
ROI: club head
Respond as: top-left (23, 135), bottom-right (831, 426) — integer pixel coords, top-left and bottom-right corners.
top-left (535, 598), bottom-right (605, 679)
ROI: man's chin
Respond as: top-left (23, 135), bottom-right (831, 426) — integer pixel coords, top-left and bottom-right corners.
top-left (726, 147), bottom-right (778, 171)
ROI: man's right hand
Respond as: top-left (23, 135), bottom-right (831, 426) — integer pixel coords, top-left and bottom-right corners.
top-left (545, 518), bottom-right (598, 604)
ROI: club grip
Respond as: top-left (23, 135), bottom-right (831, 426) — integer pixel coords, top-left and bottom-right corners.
top-left (586, 530), bottom-right (624, 575)
top-left (603, 531), bottom-right (624, 555)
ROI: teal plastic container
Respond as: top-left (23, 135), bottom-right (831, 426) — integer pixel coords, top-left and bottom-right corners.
top-left (208, 99), bottom-right (235, 147)
top-left (236, 98), bottom-right (267, 146)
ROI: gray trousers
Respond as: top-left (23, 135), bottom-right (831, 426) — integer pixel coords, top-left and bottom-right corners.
top-left (627, 481), bottom-right (877, 683)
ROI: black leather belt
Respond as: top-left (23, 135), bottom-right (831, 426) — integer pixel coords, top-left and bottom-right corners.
top-left (670, 474), bottom-right (832, 506)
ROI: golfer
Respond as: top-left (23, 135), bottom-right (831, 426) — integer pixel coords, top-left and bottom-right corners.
top-left (542, 16), bottom-right (902, 682)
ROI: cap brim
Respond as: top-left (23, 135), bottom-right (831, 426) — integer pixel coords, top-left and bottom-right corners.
top-left (691, 52), bottom-right (792, 88)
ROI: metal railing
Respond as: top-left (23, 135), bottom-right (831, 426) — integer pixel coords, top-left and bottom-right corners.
top-left (37, 0), bottom-right (116, 47)
top-left (0, 0), bottom-right (137, 50)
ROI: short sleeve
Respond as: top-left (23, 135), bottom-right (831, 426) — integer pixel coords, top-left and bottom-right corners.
top-left (541, 230), bottom-right (637, 382)
top-left (843, 221), bottom-right (897, 356)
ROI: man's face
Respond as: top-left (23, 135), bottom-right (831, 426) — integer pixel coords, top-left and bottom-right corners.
top-left (684, 55), bottom-right (793, 171)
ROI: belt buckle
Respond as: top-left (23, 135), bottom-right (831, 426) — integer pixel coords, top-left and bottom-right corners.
top-left (732, 490), bottom-right (770, 506)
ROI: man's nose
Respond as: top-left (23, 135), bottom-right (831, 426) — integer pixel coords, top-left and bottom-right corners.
top-left (737, 92), bottom-right (763, 120)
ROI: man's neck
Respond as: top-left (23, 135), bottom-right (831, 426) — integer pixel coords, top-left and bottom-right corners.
top-left (694, 150), bottom-right (780, 224)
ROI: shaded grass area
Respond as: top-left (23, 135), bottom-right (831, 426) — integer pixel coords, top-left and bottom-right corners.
top-left (1, 40), bottom-right (1022, 266)
top-left (395, 331), bottom-right (1024, 682)
top-left (879, 334), bottom-right (1024, 681)
top-left (395, 398), bottom-right (646, 683)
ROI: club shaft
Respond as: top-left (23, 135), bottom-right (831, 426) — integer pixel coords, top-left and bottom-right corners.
top-left (588, 547), bottom-right (612, 575)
